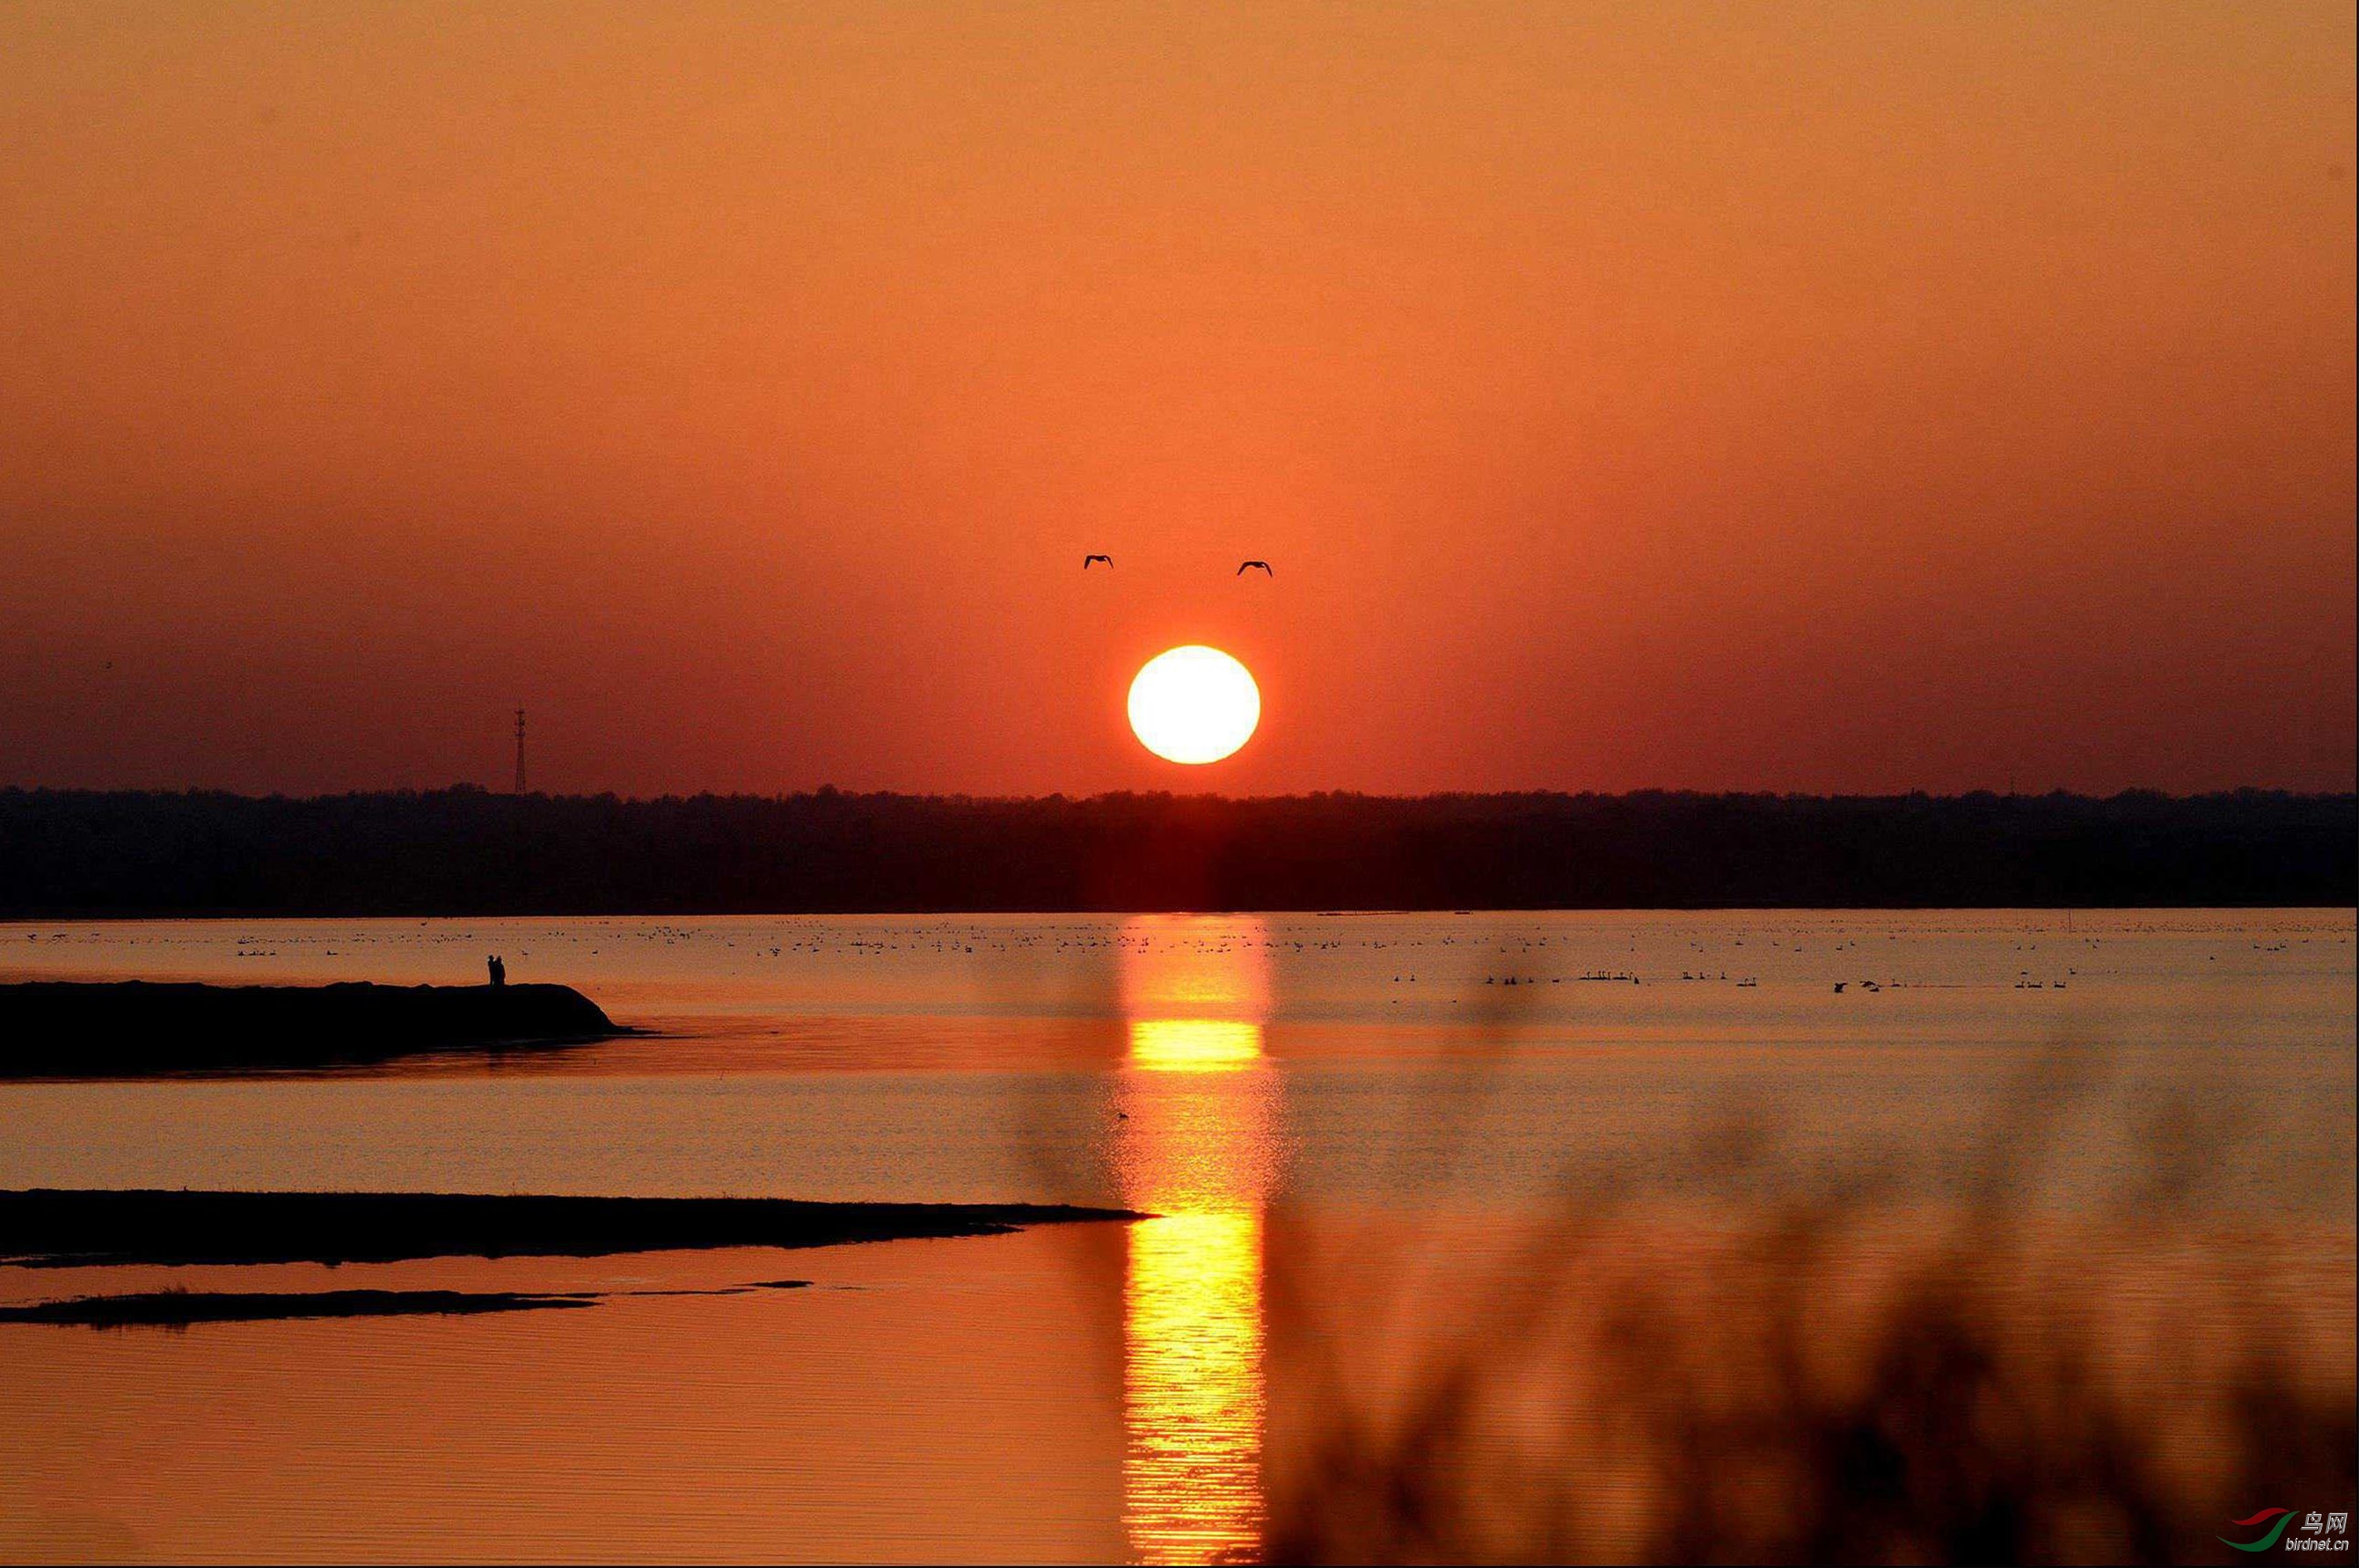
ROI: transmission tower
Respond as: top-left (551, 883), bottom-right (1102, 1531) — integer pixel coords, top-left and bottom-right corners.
top-left (513, 708), bottom-right (527, 794)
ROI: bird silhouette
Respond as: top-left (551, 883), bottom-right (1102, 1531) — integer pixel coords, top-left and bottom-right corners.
top-left (1083, 554), bottom-right (1113, 570)
top-left (1237, 559), bottom-right (1274, 577)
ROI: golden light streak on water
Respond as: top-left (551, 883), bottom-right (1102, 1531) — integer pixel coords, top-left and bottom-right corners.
top-left (1127, 1018), bottom-right (1263, 1072)
top-left (1121, 1207), bottom-right (1266, 1564)
top-left (1117, 915), bottom-right (1271, 1025)
top-left (1118, 917), bottom-right (1275, 1565)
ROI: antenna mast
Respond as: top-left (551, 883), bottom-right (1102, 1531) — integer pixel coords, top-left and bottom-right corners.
top-left (513, 708), bottom-right (527, 794)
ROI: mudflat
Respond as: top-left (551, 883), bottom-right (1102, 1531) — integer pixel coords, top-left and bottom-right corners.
top-left (0, 980), bottom-right (624, 1076)
top-left (0, 1187), bottom-right (1143, 1268)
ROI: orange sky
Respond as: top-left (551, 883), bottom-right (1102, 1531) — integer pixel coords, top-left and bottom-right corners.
top-left (3, 1), bottom-right (2352, 796)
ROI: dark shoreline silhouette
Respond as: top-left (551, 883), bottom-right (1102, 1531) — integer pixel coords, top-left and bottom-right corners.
top-left (0, 1189), bottom-right (1143, 1269)
top-left (0, 980), bottom-right (623, 1078)
top-left (0, 1287), bottom-right (604, 1328)
top-left (0, 1280), bottom-right (819, 1329)
top-left (0, 787), bottom-right (2348, 915)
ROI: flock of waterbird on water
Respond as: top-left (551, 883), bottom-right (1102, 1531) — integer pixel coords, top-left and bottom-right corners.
top-left (1083, 554), bottom-right (1274, 577)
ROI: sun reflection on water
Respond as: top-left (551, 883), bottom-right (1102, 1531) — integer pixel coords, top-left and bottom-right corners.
top-left (1122, 1205), bottom-right (1265, 1564)
top-left (1127, 1018), bottom-right (1263, 1072)
top-left (1117, 918), bottom-right (1276, 1564)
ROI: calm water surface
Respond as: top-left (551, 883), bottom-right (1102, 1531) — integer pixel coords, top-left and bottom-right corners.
top-left (3, 911), bottom-right (2352, 1563)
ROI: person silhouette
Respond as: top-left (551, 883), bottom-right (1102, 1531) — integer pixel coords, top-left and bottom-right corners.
top-left (488, 955), bottom-right (506, 988)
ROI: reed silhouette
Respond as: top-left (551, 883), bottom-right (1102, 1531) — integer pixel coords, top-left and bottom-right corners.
top-left (1257, 1043), bottom-right (2355, 1565)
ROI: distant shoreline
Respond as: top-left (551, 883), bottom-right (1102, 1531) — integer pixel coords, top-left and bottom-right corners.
top-left (0, 1189), bottom-right (1144, 1270)
top-left (2, 787), bottom-right (2350, 915)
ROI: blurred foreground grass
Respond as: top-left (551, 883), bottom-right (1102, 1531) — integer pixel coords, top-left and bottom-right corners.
top-left (1259, 1051), bottom-right (2355, 1565)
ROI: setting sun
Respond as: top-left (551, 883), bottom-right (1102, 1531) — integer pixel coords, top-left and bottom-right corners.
top-left (1127, 647), bottom-right (1261, 766)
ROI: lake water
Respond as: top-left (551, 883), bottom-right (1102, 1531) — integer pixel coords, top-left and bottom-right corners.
top-left (3, 911), bottom-right (2353, 1562)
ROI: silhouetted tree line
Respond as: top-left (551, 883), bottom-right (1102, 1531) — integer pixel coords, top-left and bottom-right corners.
top-left (0, 786), bottom-right (2348, 916)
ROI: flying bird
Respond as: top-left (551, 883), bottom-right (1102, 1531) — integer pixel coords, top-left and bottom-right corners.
top-left (1237, 559), bottom-right (1274, 577)
top-left (1083, 554), bottom-right (1113, 570)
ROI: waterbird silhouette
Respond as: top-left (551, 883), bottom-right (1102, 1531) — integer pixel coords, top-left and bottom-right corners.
top-left (1083, 554), bottom-right (1113, 570)
top-left (1237, 559), bottom-right (1274, 577)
